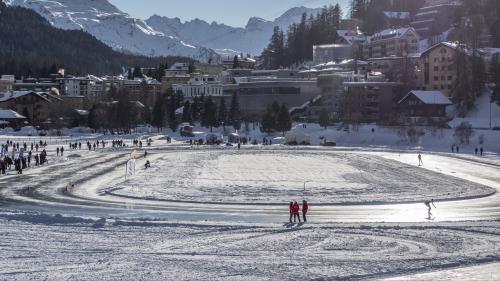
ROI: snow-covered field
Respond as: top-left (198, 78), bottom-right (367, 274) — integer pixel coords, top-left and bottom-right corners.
top-left (2, 213), bottom-right (500, 281)
top-left (1, 134), bottom-right (500, 280)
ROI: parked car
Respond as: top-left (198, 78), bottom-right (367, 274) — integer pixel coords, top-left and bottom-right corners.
top-left (180, 123), bottom-right (195, 137)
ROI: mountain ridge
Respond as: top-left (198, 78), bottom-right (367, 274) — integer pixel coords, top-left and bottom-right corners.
top-left (4, 0), bottom-right (220, 62)
top-left (146, 6), bottom-right (322, 56)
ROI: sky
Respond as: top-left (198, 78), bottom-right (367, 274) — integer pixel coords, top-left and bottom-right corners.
top-left (108, 0), bottom-right (349, 27)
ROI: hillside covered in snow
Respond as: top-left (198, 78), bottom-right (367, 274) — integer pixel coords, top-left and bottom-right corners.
top-left (3, 0), bottom-right (220, 62)
top-left (4, 0), bottom-right (322, 59)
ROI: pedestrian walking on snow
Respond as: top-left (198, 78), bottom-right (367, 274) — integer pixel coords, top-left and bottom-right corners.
top-left (418, 154), bottom-right (423, 166)
top-left (292, 201), bottom-right (301, 223)
top-left (302, 200), bottom-right (308, 222)
top-left (289, 202), bottom-right (293, 223)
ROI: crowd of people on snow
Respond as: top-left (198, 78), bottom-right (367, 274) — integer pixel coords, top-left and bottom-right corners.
top-left (132, 138), bottom-right (153, 148)
top-left (66, 139), bottom-right (132, 152)
top-left (289, 200), bottom-right (308, 223)
top-left (0, 140), bottom-right (49, 175)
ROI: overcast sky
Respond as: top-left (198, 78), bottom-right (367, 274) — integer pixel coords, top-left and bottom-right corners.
top-left (108, 0), bottom-right (349, 27)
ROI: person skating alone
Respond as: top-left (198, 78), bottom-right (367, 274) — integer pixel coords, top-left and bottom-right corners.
top-left (418, 153), bottom-right (423, 166)
top-left (424, 199), bottom-right (436, 219)
top-left (292, 201), bottom-right (301, 223)
top-left (302, 200), bottom-right (308, 222)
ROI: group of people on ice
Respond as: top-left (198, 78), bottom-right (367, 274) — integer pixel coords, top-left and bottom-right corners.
top-left (0, 140), bottom-right (48, 175)
top-left (132, 138), bottom-right (153, 148)
top-left (289, 200), bottom-right (308, 223)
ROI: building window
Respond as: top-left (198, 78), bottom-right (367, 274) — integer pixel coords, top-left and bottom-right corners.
top-left (434, 66), bottom-right (439, 71)
top-left (434, 76), bottom-right (439, 81)
top-left (448, 76), bottom-right (452, 80)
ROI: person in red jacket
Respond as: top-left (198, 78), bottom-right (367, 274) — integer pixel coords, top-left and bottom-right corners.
top-left (292, 201), bottom-right (301, 223)
top-left (302, 200), bottom-right (308, 222)
top-left (288, 202), bottom-right (293, 223)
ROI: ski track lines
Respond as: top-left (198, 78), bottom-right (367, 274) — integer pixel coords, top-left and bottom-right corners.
top-left (2, 148), bottom-right (500, 223)
top-left (2, 220), bottom-right (500, 280)
top-left (0, 151), bottom-right (129, 206)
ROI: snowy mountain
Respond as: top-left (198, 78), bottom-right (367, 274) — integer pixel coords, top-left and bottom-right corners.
top-left (3, 0), bottom-right (220, 62)
top-left (145, 6), bottom-right (322, 57)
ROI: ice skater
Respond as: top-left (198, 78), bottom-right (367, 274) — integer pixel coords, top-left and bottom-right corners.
top-left (418, 153), bottom-right (423, 166)
top-left (424, 199), bottom-right (436, 219)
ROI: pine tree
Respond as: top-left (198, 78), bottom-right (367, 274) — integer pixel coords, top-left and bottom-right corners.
top-left (489, 53), bottom-right (500, 83)
top-left (319, 108), bottom-right (330, 128)
top-left (168, 94), bottom-right (179, 132)
top-left (191, 96), bottom-right (201, 121)
top-left (218, 98), bottom-right (227, 128)
top-left (182, 101), bottom-right (193, 124)
top-left (152, 94), bottom-right (166, 132)
top-left (453, 47), bottom-right (473, 116)
top-left (491, 54), bottom-right (500, 105)
top-left (471, 54), bottom-right (486, 98)
top-left (262, 27), bottom-right (285, 69)
top-left (201, 96), bottom-right (218, 132)
top-left (228, 93), bottom-right (241, 131)
top-left (271, 101), bottom-right (281, 117)
top-left (261, 106), bottom-right (276, 133)
top-left (88, 105), bottom-right (99, 131)
top-left (276, 104), bottom-right (292, 135)
top-left (132, 66), bottom-right (143, 78)
top-left (350, 0), bottom-right (366, 20)
top-left (232, 55), bottom-right (240, 69)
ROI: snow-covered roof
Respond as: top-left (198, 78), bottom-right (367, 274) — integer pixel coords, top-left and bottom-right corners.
top-left (131, 101), bottom-right (145, 108)
top-left (399, 90), bottom-right (452, 105)
top-left (336, 29), bottom-right (365, 45)
top-left (367, 27), bottom-right (416, 43)
top-left (0, 108), bottom-right (26, 119)
top-left (383, 11), bottom-right (410, 19)
top-left (421, 42), bottom-right (474, 57)
top-left (0, 91), bottom-right (50, 103)
top-left (74, 109), bottom-right (89, 116)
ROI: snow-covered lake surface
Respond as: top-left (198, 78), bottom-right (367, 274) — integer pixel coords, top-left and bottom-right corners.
top-left (1, 135), bottom-right (500, 280)
top-left (106, 150), bottom-right (494, 204)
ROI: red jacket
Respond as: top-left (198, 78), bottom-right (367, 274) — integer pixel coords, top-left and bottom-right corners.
top-left (302, 203), bottom-right (308, 213)
top-left (292, 204), bottom-right (300, 213)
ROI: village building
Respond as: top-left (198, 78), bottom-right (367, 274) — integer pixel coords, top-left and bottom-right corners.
top-left (417, 42), bottom-right (464, 97)
top-left (0, 91), bottom-right (61, 125)
top-left (362, 27), bottom-right (420, 59)
top-left (0, 108), bottom-right (26, 128)
top-left (398, 90), bottom-right (452, 125)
